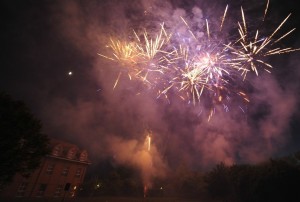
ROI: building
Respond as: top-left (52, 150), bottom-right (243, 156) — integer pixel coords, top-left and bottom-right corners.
top-left (1, 138), bottom-right (91, 198)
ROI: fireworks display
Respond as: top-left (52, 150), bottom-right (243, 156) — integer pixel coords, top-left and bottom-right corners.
top-left (99, 0), bottom-right (299, 120)
top-left (4, 0), bottom-right (300, 193)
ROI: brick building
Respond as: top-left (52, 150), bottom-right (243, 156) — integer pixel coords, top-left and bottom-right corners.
top-left (1, 138), bottom-right (91, 198)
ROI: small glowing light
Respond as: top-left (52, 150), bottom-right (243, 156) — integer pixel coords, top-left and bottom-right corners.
top-left (73, 186), bottom-right (77, 190)
top-left (68, 71), bottom-right (73, 76)
top-left (218, 96), bottom-right (222, 102)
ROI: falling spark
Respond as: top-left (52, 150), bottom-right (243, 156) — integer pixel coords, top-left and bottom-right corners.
top-left (220, 4), bottom-right (228, 31)
top-left (113, 72), bottom-right (122, 90)
top-left (206, 19), bottom-right (210, 39)
top-left (263, 0), bottom-right (270, 21)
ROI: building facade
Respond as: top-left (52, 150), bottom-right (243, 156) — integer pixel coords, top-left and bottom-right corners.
top-left (1, 138), bottom-right (91, 198)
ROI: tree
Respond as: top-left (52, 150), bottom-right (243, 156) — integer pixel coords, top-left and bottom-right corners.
top-left (204, 159), bottom-right (300, 202)
top-left (0, 92), bottom-right (49, 187)
top-left (204, 162), bottom-right (233, 201)
top-left (255, 159), bottom-right (300, 202)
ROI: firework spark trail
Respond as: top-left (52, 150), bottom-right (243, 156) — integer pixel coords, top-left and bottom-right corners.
top-left (155, 16), bottom-right (237, 107)
top-left (147, 134), bottom-right (151, 151)
top-left (226, 8), bottom-right (300, 79)
top-left (220, 4), bottom-right (228, 31)
top-left (144, 130), bottom-right (152, 198)
top-left (161, 15), bottom-right (249, 111)
top-left (98, 38), bottom-right (141, 89)
top-left (133, 24), bottom-right (172, 84)
top-left (99, 25), bottom-right (172, 89)
top-left (98, 1), bottom-right (299, 119)
top-left (263, 0), bottom-right (270, 21)
top-left (157, 45), bottom-right (206, 104)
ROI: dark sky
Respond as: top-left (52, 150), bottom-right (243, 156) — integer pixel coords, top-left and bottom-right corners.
top-left (1, 0), bottom-right (300, 174)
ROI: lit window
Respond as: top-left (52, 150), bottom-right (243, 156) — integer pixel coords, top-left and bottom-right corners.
top-left (36, 184), bottom-right (47, 197)
top-left (54, 184), bottom-right (63, 197)
top-left (46, 164), bottom-right (55, 175)
top-left (16, 182), bottom-right (28, 197)
top-left (61, 167), bottom-right (69, 176)
top-left (75, 168), bottom-right (81, 178)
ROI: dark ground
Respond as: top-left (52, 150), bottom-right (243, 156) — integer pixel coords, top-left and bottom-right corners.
top-left (0, 196), bottom-right (214, 202)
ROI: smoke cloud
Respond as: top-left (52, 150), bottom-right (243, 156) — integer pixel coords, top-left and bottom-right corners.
top-left (35, 0), bottom-right (300, 181)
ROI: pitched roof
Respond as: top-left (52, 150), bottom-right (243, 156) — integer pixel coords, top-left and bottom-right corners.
top-left (48, 138), bottom-right (90, 163)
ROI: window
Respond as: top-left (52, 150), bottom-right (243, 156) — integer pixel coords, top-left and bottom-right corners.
top-left (75, 168), bottom-right (82, 178)
top-left (46, 164), bottom-right (55, 175)
top-left (16, 182), bottom-right (28, 197)
top-left (52, 145), bottom-right (62, 156)
top-left (54, 184), bottom-right (63, 197)
top-left (67, 148), bottom-right (77, 159)
top-left (79, 151), bottom-right (88, 161)
top-left (61, 166), bottom-right (69, 176)
top-left (36, 184), bottom-right (47, 197)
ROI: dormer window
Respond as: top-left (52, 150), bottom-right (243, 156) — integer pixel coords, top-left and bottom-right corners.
top-left (52, 145), bottom-right (62, 156)
top-left (67, 147), bottom-right (77, 159)
top-left (79, 151), bottom-right (88, 161)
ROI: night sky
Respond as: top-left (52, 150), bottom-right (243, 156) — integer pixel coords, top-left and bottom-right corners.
top-left (1, 0), bottom-right (300, 174)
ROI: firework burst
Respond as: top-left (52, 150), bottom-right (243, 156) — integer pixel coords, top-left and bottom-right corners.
top-left (98, 0), bottom-right (299, 120)
top-left (227, 6), bottom-right (300, 79)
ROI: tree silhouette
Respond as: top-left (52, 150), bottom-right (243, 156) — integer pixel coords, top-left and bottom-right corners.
top-left (0, 92), bottom-right (49, 187)
top-left (204, 159), bottom-right (300, 202)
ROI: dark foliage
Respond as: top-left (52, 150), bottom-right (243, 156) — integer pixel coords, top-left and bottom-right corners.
top-left (79, 153), bottom-right (300, 201)
top-left (0, 92), bottom-right (49, 187)
top-left (204, 162), bottom-right (232, 201)
top-left (79, 163), bottom-right (143, 197)
top-left (205, 158), bottom-right (300, 202)
top-left (79, 160), bottom-right (208, 199)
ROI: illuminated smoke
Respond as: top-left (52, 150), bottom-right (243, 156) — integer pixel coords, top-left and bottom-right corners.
top-left (40, 0), bottom-right (300, 175)
top-left (106, 134), bottom-right (167, 191)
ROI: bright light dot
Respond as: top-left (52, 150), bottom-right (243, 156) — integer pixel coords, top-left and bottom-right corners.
top-left (68, 71), bottom-right (73, 76)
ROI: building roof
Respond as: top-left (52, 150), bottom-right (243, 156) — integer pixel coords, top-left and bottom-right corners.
top-left (48, 138), bottom-right (91, 164)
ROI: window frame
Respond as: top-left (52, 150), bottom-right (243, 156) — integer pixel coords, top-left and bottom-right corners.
top-left (61, 166), bottom-right (70, 176)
